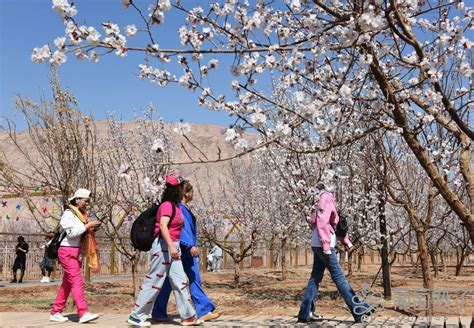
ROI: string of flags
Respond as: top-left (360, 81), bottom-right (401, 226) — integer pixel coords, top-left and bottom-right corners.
top-left (0, 194), bottom-right (62, 221)
top-left (0, 187), bottom-right (142, 223)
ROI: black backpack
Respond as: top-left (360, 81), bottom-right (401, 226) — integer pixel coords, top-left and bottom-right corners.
top-left (130, 201), bottom-right (176, 252)
top-left (335, 214), bottom-right (348, 237)
top-left (46, 230), bottom-right (66, 260)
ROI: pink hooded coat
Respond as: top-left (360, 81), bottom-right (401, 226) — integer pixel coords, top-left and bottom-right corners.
top-left (309, 191), bottom-right (352, 254)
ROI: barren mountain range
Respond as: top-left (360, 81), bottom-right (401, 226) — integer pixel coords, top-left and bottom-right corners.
top-left (0, 122), bottom-right (253, 233)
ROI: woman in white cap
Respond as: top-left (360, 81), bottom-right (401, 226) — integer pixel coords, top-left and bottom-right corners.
top-left (49, 188), bottom-right (101, 323)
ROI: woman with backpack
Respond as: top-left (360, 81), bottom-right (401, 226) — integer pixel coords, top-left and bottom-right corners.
top-left (152, 181), bottom-right (220, 322)
top-left (297, 183), bottom-right (373, 324)
top-left (127, 175), bottom-right (203, 327)
top-left (50, 188), bottom-right (101, 324)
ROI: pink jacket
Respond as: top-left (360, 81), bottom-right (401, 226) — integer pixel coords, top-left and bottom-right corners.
top-left (309, 191), bottom-right (351, 254)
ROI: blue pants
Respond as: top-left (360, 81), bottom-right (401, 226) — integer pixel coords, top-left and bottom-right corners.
top-left (152, 246), bottom-right (215, 318)
top-left (298, 247), bottom-right (372, 321)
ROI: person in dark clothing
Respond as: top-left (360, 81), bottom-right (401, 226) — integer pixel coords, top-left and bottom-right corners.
top-left (11, 236), bottom-right (29, 283)
top-left (40, 235), bottom-right (54, 283)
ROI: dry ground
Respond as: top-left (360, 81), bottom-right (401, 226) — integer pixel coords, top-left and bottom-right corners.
top-left (0, 265), bottom-right (473, 318)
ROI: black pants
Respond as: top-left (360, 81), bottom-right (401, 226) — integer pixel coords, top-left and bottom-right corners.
top-left (12, 257), bottom-right (26, 281)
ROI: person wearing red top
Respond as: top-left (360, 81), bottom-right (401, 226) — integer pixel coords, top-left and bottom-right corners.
top-left (127, 175), bottom-right (203, 327)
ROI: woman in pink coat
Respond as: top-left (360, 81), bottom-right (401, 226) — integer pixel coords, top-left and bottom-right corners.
top-left (297, 183), bottom-right (373, 324)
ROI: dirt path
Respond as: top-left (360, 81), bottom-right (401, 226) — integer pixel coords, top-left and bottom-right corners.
top-left (0, 266), bottom-right (472, 318)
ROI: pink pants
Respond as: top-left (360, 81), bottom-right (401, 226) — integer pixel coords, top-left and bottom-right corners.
top-left (51, 247), bottom-right (88, 317)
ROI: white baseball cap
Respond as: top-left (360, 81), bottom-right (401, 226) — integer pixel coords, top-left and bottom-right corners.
top-left (68, 188), bottom-right (92, 202)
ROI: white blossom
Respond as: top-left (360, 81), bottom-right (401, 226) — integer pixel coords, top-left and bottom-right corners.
top-left (458, 62), bottom-right (473, 77)
top-left (224, 128), bottom-right (238, 142)
top-left (250, 111), bottom-right (267, 127)
top-left (141, 177), bottom-right (160, 198)
top-left (74, 48), bottom-right (88, 60)
top-left (151, 138), bottom-right (165, 152)
top-left (103, 22), bottom-right (120, 35)
top-left (90, 51), bottom-right (99, 63)
top-left (86, 27), bottom-right (101, 46)
top-left (52, 0), bottom-right (77, 18)
top-left (234, 138), bottom-right (250, 150)
top-left (31, 45), bottom-right (51, 62)
top-left (275, 122), bottom-right (291, 136)
top-left (408, 77), bottom-right (418, 86)
top-left (125, 24), bottom-right (137, 37)
top-left (173, 121), bottom-right (191, 135)
top-left (208, 58), bottom-right (219, 69)
top-left (50, 50), bottom-right (67, 65)
top-left (54, 37), bottom-right (66, 50)
top-left (339, 84), bottom-right (352, 99)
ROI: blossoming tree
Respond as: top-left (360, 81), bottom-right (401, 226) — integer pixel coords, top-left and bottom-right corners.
top-left (33, 0), bottom-right (473, 245)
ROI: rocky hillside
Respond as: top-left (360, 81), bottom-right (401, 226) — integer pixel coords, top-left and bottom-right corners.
top-left (0, 122), bottom-right (254, 233)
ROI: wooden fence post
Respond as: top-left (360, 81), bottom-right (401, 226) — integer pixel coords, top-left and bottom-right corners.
top-left (110, 241), bottom-right (116, 275)
top-left (295, 245), bottom-right (299, 266)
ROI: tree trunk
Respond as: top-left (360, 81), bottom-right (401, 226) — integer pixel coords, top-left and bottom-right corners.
top-left (233, 261), bottom-right (241, 286)
top-left (110, 242), bottom-right (116, 275)
top-left (415, 230), bottom-right (434, 315)
top-left (347, 250), bottom-right (353, 279)
top-left (413, 254), bottom-right (420, 274)
top-left (357, 248), bottom-right (364, 271)
top-left (281, 239), bottom-right (287, 281)
top-left (429, 250), bottom-right (438, 277)
top-left (378, 184), bottom-right (392, 299)
top-left (455, 248), bottom-right (467, 276)
top-left (269, 237), bottom-right (275, 269)
top-left (439, 250), bottom-right (446, 273)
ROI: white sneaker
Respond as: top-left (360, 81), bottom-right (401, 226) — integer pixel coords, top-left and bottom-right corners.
top-left (79, 312), bottom-right (99, 323)
top-left (45, 277), bottom-right (51, 283)
top-left (40, 277), bottom-right (47, 283)
top-left (127, 315), bottom-right (151, 326)
top-left (309, 312), bottom-right (323, 321)
top-left (50, 312), bottom-right (69, 322)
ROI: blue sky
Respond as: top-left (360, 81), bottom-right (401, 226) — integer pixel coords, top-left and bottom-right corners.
top-left (0, 0), bottom-right (236, 131)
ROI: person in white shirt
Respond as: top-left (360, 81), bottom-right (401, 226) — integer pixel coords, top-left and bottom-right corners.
top-left (40, 235), bottom-right (54, 283)
top-left (49, 188), bottom-right (101, 324)
top-left (209, 245), bottom-right (223, 272)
